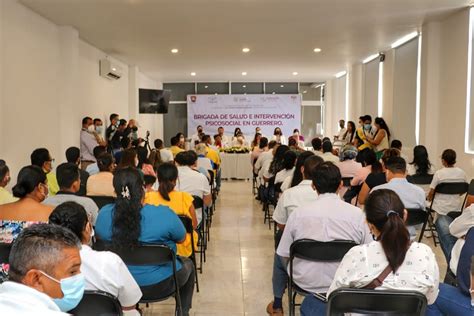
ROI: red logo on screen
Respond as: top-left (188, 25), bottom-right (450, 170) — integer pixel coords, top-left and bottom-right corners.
top-left (190, 96), bottom-right (197, 102)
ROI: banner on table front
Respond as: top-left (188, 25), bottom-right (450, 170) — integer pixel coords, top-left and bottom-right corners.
top-left (187, 94), bottom-right (301, 138)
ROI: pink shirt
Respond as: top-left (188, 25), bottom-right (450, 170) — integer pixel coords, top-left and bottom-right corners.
top-left (351, 165), bottom-right (372, 186)
top-left (337, 160), bottom-right (362, 179)
top-left (251, 148), bottom-right (264, 165)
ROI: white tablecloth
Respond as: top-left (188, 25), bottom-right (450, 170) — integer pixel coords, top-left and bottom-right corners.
top-left (220, 153), bottom-right (252, 180)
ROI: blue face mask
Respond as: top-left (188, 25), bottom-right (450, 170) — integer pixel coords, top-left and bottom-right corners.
top-left (95, 126), bottom-right (103, 134)
top-left (41, 271), bottom-right (85, 312)
top-left (364, 124), bottom-right (371, 130)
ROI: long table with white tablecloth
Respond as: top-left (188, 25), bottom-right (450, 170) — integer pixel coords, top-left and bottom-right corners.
top-left (220, 153), bottom-right (252, 180)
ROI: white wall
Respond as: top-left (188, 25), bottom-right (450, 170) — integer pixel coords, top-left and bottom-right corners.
top-left (0, 0), bottom-right (163, 179)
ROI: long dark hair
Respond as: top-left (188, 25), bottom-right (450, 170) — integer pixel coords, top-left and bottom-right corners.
top-left (157, 163), bottom-right (178, 201)
top-left (410, 145), bottom-right (432, 175)
top-left (251, 133), bottom-right (262, 148)
top-left (118, 149), bottom-right (137, 169)
top-left (290, 151), bottom-right (315, 188)
top-left (269, 145), bottom-right (290, 175)
top-left (136, 147), bottom-right (150, 169)
top-left (234, 128), bottom-right (242, 137)
top-left (282, 150), bottom-right (297, 171)
top-left (0, 160), bottom-right (9, 185)
top-left (365, 189), bottom-right (410, 272)
top-left (111, 168), bottom-right (144, 249)
top-left (343, 121), bottom-right (356, 143)
top-left (374, 117), bottom-right (391, 140)
top-left (12, 166), bottom-right (46, 198)
top-left (357, 149), bottom-right (382, 174)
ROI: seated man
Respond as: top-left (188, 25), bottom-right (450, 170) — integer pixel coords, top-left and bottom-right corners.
top-left (170, 136), bottom-right (185, 158)
top-left (43, 163), bottom-right (99, 225)
top-left (49, 202), bottom-right (142, 315)
top-left (65, 146), bottom-right (89, 196)
top-left (154, 138), bottom-right (174, 163)
top-left (85, 145), bottom-right (107, 176)
top-left (321, 141), bottom-right (340, 164)
top-left (175, 151), bottom-right (212, 224)
top-left (275, 162), bottom-right (372, 314)
top-left (371, 156), bottom-right (426, 239)
top-left (31, 148), bottom-right (59, 196)
top-left (0, 224), bottom-right (83, 315)
top-left (267, 155), bottom-right (324, 315)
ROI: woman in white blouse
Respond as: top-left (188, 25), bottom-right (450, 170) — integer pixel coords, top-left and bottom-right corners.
top-left (274, 150), bottom-right (297, 185)
top-left (300, 189), bottom-right (439, 315)
top-left (271, 127), bottom-right (287, 145)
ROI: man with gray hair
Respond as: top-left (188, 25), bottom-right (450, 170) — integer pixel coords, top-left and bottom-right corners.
top-left (0, 224), bottom-right (84, 315)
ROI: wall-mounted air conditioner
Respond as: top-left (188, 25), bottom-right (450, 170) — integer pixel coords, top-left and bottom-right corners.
top-left (100, 59), bottom-right (122, 80)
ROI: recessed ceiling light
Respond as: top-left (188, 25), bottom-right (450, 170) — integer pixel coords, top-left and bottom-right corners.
top-left (391, 31), bottom-right (419, 48)
top-left (242, 85), bottom-right (246, 88)
top-left (204, 85), bottom-right (208, 89)
top-left (171, 48), bottom-right (179, 54)
top-left (280, 85), bottom-right (284, 88)
top-left (190, 72), bottom-right (196, 76)
top-left (242, 47), bottom-right (250, 53)
top-left (313, 48), bottom-right (322, 53)
top-left (292, 72), bottom-right (298, 76)
top-left (242, 72), bottom-right (247, 76)
top-left (335, 71), bottom-right (347, 78)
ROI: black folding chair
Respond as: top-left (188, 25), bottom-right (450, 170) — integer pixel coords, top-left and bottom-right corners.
top-left (87, 195), bottom-right (116, 209)
top-left (407, 174), bottom-right (434, 185)
top-left (178, 215), bottom-right (199, 293)
top-left (192, 195), bottom-right (207, 267)
top-left (94, 240), bottom-right (183, 316)
top-left (326, 288), bottom-right (427, 316)
top-left (0, 243), bottom-right (12, 264)
top-left (69, 290), bottom-right (123, 316)
top-left (406, 208), bottom-right (429, 242)
top-left (288, 239), bottom-right (358, 316)
top-left (427, 182), bottom-right (469, 246)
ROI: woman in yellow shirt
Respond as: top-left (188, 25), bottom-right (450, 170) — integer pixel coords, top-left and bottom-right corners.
top-left (144, 163), bottom-right (198, 257)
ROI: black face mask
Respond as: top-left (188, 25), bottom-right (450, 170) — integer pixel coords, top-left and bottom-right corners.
top-left (198, 129), bottom-right (203, 133)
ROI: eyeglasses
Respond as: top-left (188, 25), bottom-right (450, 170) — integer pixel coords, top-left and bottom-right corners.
top-left (47, 158), bottom-right (55, 163)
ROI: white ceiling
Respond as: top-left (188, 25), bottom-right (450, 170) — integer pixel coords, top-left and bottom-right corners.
top-left (20, 0), bottom-right (469, 83)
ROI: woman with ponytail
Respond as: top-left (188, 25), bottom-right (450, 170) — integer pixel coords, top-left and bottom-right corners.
top-left (144, 162), bottom-right (198, 258)
top-left (300, 189), bottom-right (440, 315)
top-left (95, 167), bottom-right (195, 315)
top-left (0, 165), bottom-right (54, 242)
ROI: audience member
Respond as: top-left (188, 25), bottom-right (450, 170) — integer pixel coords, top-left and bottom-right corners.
top-left (274, 150), bottom-right (297, 185)
top-left (251, 137), bottom-right (268, 165)
top-left (263, 145), bottom-right (290, 182)
top-left (280, 151), bottom-right (315, 192)
top-left (321, 140), bottom-right (339, 163)
top-left (85, 145), bottom-right (107, 176)
top-left (31, 148), bottom-right (59, 196)
top-left (176, 132), bottom-right (187, 149)
top-left (0, 224), bottom-right (83, 314)
top-left (371, 157), bottom-right (426, 239)
top-left (213, 134), bottom-right (223, 149)
top-left (310, 137), bottom-right (323, 157)
top-left (337, 145), bottom-right (362, 178)
top-left (65, 146), bottom-right (89, 196)
top-left (301, 189), bottom-right (439, 315)
top-left (408, 145), bottom-right (434, 176)
top-left (428, 149), bottom-right (467, 217)
top-left (390, 139), bottom-right (409, 161)
top-left (145, 163), bottom-right (198, 257)
top-left (154, 138), bottom-right (173, 163)
top-left (0, 160), bottom-right (17, 205)
top-left (136, 146), bottom-right (156, 177)
top-left (334, 119), bottom-right (346, 141)
top-left (80, 116), bottom-right (100, 170)
top-left (290, 129), bottom-right (305, 148)
top-left (95, 168), bottom-right (195, 315)
top-left (43, 163), bottom-right (99, 225)
top-left (86, 153), bottom-right (116, 197)
top-left (272, 127), bottom-right (287, 145)
top-left (0, 166), bottom-right (54, 242)
top-left (342, 121), bottom-right (355, 144)
top-left (170, 136), bottom-right (185, 157)
top-left (367, 117), bottom-right (391, 159)
top-left (274, 162), bottom-right (372, 315)
top-left (49, 202), bottom-right (142, 315)
top-left (350, 148), bottom-right (379, 186)
top-left (195, 143), bottom-right (214, 179)
top-left (288, 137), bottom-right (304, 153)
top-left (117, 149), bottom-right (143, 179)
top-left (358, 148), bottom-right (400, 205)
top-left (202, 135), bottom-right (221, 190)
top-left (354, 115), bottom-right (375, 151)
top-left (254, 140), bottom-right (277, 175)
top-left (144, 174), bottom-right (157, 193)
top-left (251, 133), bottom-right (262, 150)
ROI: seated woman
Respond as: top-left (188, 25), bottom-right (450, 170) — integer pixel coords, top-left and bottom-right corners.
top-left (95, 167), bottom-right (195, 316)
top-left (300, 189), bottom-right (439, 315)
top-left (251, 133), bottom-right (262, 150)
top-left (408, 145), bottom-right (434, 176)
top-left (0, 160), bottom-right (17, 205)
top-left (0, 165), bottom-right (54, 243)
top-left (195, 143), bottom-right (214, 180)
top-left (137, 146), bottom-right (156, 177)
top-left (86, 153), bottom-right (116, 197)
top-left (232, 132), bottom-right (249, 148)
top-left (49, 202), bottom-right (142, 316)
top-left (274, 150), bottom-right (297, 185)
top-left (144, 163), bottom-right (198, 258)
top-left (280, 151), bottom-right (315, 192)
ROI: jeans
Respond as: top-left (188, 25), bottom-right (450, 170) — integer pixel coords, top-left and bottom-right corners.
top-left (435, 215), bottom-right (457, 263)
top-left (140, 257), bottom-right (195, 316)
top-left (426, 283), bottom-right (474, 315)
top-left (300, 295), bottom-right (327, 316)
top-left (215, 168), bottom-right (222, 191)
top-left (272, 254), bottom-right (288, 298)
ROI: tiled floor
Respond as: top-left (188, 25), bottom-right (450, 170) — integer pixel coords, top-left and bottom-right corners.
top-left (143, 179), bottom-right (447, 316)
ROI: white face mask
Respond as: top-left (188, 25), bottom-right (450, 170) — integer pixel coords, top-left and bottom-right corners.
top-left (87, 125), bottom-right (95, 132)
top-left (95, 126), bottom-right (103, 134)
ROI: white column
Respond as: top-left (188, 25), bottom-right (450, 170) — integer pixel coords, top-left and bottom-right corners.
top-left (382, 50), bottom-right (395, 124)
top-left (348, 64), bottom-right (363, 122)
top-left (324, 79), bottom-right (334, 137)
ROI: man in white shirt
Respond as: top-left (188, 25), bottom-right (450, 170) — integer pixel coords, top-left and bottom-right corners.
top-left (217, 126), bottom-right (230, 147)
top-left (277, 162), bottom-right (371, 296)
top-left (255, 140), bottom-right (278, 182)
top-left (428, 149), bottom-right (468, 216)
top-left (43, 163), bottom-right (99, 224)
top-left (80, 116), bottom-right (100, 170)
top-left (371, 157), bottom-right (426, 239)
top-left (154, 138), bottom-right (174, 162)
top-left (321, 140), bottom-right (340, 164)
top-left (190, 125), bottom-right (204, 148)
top-left (311, 137), bottom-right (324, 157)
top-left (334, 119), bottom-right (347, 141)
top-left (0, 224), bottom-right (83, 315)
top-left (175, 151), bottom-right (212, 223)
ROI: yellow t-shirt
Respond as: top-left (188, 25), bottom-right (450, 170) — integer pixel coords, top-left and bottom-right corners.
top-left (170, 146), bottom-right (184, 158)
top-left (144, 190), bottom-right (197, 257)
top-left (0, 187), bottom-right (18, 205)
top-left (206, 146), bottom-right (221, 167)
top-left (46, 172), bottom-right (59, 196)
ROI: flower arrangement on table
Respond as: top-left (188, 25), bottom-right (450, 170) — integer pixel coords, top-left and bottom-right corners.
top-left (220, 146), bottom-right (251, 154)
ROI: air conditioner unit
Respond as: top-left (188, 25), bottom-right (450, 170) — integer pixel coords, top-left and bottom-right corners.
top-left (100, 59), bottom-right (122, 80)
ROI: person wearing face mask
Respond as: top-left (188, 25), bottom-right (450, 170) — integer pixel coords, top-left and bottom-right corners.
top-left (49, 202), bottom-right (142, 315)
top-left (0, 166), bottom-right (54, 243)
top-left (31, 148), bottom-right (59, 196)
top-left (0, 224), bottom-right (84, 315)
top-left (106, 113), bottom-right (120, 149)
top-left (80, 117), bottom-right (101, 171)
top-left (0, 160), bottom-right (18, 205)
top-left (271, 127), bottom-right (287, 145)
top-left (354, 115), bottom-right (374, 151)
top-left (290, 129), bottom-right (305, 148)
top-left (191, 125), bottom-right (204, 148)
top-left (232, 132), bottom-right (249, 147)
top-left (93, 118), bottom-right (107, 145)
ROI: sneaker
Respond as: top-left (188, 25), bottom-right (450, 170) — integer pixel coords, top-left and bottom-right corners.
top-left (266, 301), bottom-right (284, 316)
